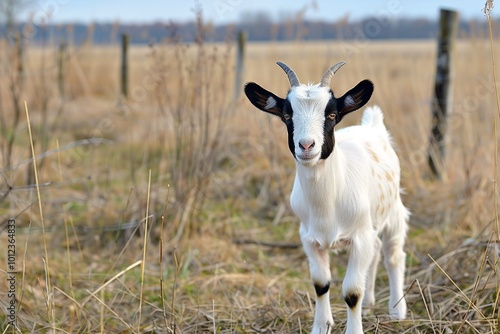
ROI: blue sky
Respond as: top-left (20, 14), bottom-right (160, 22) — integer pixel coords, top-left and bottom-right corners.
top-left (22, 1), bottom-right (491, 25)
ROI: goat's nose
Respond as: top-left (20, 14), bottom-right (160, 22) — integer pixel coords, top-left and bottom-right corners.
top-left (299, 139), bottom-right (315, 151)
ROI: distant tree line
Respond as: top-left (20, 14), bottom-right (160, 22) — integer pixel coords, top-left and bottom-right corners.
top-left (0, 17), bottom-right (495, 45)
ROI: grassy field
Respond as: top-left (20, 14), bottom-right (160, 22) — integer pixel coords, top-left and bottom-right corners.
top-left (0, 26), bottom-right (499, 333)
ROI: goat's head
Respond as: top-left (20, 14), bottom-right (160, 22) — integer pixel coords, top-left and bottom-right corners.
top-left (244, 62), bottom-right (373, 166)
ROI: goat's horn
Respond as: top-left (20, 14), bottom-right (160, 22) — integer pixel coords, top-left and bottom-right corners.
top-left (276, 61), bottom-right (300, 87)
top-left (320, 62), bottom-right (346, 87)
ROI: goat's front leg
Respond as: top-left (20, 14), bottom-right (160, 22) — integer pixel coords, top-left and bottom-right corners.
top-left (302, 237), bottom-right (333, 334)
top-left (343, 227), bottom-right (376, 334)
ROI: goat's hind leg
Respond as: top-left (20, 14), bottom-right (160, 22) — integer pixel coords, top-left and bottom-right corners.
top-left (382, 202), bottom-right (409, 319)
top-left (362, 236), bottom-right (382, 313)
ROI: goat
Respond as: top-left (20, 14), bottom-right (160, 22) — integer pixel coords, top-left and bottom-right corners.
top-left (244, 62), bottom-right (409, 334)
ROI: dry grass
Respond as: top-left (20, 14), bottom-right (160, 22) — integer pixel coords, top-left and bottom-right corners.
top-left (0, 24), bottom-right (499, 333)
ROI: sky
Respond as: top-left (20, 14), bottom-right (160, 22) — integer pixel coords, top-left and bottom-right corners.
top-left (19, 0), bottom-right (492, 25)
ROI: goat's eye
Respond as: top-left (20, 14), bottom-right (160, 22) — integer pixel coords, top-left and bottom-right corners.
top-left (327, 113), bottom-right (336, 121)
top-left (283, 114), bottom-right (291, 121)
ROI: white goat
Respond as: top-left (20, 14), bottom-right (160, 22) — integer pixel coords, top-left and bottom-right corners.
top-left (244, 62), bottom-right (409, 334)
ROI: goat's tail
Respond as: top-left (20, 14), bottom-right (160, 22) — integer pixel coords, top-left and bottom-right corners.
top-left (361, 105), bottom-right (385, 129)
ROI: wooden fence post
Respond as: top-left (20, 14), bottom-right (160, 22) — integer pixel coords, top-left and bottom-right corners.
top-left (14, 34), bottom-right (24, 87)
top-left (121, 33), bottom-right (129, 98)
top-left (428, 9), bottom-right (459, 179)
top-left (57, 42), bottom-right (67, 99)
top-left (234, 30), bottom-right (246, 100)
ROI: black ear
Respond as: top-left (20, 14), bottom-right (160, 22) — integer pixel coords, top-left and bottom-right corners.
top-left (337, 80), bottom-right (374, 120)
top-left (244, 82), bottom-right (285, 117)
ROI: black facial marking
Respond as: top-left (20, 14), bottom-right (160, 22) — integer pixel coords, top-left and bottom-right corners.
top-left (282, 98), bottom-right (295, 158)
top-left (320, 93), bottom-right (338, 160)
top-left (344, 292), bottom-right (359, 309)
top-left (314, 282), bottom-right (330, 297)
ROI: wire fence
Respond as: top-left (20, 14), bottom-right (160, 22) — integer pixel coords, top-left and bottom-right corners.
top-left (0, 216), bottom-right (150, 235)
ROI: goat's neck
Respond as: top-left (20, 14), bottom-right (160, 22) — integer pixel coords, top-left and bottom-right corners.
top-left (295, 147), bottom-right (346, 202)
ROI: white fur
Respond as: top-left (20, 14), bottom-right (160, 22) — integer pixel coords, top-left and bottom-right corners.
top-left (344, 95), bottom-right (355, 107)
top-left (265, 96), bottom-right (277, 110)
top-left (288, 86), bottom-right (409, 334)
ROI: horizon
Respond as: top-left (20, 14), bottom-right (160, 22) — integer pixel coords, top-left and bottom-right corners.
top-left (10, 1), bottom-right (491, 26)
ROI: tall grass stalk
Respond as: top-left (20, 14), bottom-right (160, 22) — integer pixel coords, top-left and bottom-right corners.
top-left (63, 212), bottom-right (75, 301)
top-left (169, 250), bottom-right (180, 331)
top-left (160, 184), bottom-right (171, 329)
top-left (100, 288), bottom-right (105, 333)
top-left (57, 139), bottom-right (77, 307)
top-left (483, 0), bottom-right (500, 323)
top-left (25, 101), bottom-right (53, 325)
top-left (138, 169), bottom-right (152, 331)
